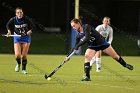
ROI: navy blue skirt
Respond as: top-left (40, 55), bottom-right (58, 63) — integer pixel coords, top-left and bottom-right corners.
top-left (87, 41), bottom-right (110, 51)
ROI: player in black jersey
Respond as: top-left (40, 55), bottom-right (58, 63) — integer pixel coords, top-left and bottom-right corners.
top-left (68, 18), bottom-right (133, 81)
top-left (6, 7), bottom-right (33, 74)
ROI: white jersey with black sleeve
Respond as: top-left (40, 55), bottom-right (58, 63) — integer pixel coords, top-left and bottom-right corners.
top-left (95, 24), bottom-right (113, 44)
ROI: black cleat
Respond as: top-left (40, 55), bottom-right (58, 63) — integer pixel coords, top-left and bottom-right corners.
top-left (81, 76), bottom-right (91, 81)
top-left (126, 64), bottom-right (133, 70)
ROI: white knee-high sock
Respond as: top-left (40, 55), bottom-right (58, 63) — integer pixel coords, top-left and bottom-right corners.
top-left (96, 57), bottom-right (101, 71)
top-left (90, 56), bottom-right (96, 66)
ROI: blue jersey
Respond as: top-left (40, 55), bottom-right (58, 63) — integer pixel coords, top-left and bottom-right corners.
top-left (6, 16), bottom-right (33, 43)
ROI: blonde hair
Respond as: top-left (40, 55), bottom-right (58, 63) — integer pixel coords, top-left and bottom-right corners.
top-left (103, 16), bottom-right (110, 20)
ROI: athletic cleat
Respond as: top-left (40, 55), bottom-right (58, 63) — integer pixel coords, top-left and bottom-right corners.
top-left (96, 67), bottom-right (101, 72)
top-left (126, 64), bottom-right (133, 70)
top-left (96, 70), bottom-right (101, 72)
top-left (15, 64), bottom-right (20, 72)
top-left (22, 70), bottom-right (28, 74)
top-left (81, 76), bottom-right (91, 81)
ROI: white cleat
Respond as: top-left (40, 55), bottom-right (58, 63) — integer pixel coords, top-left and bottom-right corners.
top-left (15, 64), bottom-right (20, 72)
top-left (96, 70), bottom-right (101, 72)
top-left (96, 67), bottom-right (101, 72)
top-left (22, 70), bottom-right (28, 74)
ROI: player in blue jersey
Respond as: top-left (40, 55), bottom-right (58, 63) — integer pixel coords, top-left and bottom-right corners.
top-left (68, 18), bottom-right (133, 81)
top-left (6, 7), bottom-right (33, 74)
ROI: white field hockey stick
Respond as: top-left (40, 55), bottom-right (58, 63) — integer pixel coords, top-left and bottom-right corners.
top-left (2, 34), bottom-right (21, 37)
top-left (44, 50), bottom-right (77, 79)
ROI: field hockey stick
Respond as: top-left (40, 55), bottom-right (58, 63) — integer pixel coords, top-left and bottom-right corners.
top-left (2, 34), bottom-right (21, 37)
top-left (44, 50), bottom-right (77, 79)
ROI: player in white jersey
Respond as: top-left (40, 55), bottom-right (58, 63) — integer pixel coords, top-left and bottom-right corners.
top-left (90, 16), bottom-right (113, 72)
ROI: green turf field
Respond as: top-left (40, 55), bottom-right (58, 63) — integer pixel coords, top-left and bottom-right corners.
top-left (0, 54), bottom-right (140, 93)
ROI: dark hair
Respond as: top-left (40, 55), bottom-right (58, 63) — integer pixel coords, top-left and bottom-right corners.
top-left (15, 7), bottom-right (23, 12)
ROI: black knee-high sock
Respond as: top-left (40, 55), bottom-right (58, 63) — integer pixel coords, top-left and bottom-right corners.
top-left (16, 58), bottom-right (21, 65)
top-left (22, 59), bottom-right (27, 70)
top-left (84, 62), bottom-right (90, 78)
top-left (116, 56), bottom-right (127, 67)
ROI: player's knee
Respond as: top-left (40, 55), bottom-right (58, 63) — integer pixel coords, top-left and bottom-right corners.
top-left (15, 55), bottom-right (21, 59)
top-left (85, 54), bottom-right (92, 61)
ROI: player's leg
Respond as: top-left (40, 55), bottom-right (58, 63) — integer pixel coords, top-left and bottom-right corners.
top-left (103, 45), bottom-right (133, 70)
top-left (14, 43), bottom-right (22, 72)
top-left (82, 49), bottom-right (96, 81)
top-left (90, 56), bottom-right (95, 67)
top-left (90, 55), bottom-right (96, 69)
top-left (90, 51), bottom-right (101, 72)
top-left (21, 43), bottom-right (30, 74)
top-left (95, 51), bottom-right (102, 72)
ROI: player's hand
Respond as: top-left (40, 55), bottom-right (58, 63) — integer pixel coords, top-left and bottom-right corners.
top-left (74, 46), bottom-right (79, 50)
top-left (21, 32), bottom-right (27, 37)
top-left (64, 57), bottom-right (70, 62)
top-left (107, 41), bottom-right (111, 44)
top-left (6, 32), bottom-right (11, 37)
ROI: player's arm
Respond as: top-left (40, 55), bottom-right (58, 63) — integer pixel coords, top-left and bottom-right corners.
top-left (74, 24), bottom-right (91, 50)
top-left (26, 16), bottom-right (34, 35)
top-left (64, 34), bottom-right (81, 62)
top-left (75, 33), bottom-right (80, 46)
top-left (6, 18), bottom-right (15, 36)
top-left (27, 29), bottom-right (32, 35)
top-left (67, 34), bottom-right (80, 57)
top-left (95, 25), bottom-right (102, 34)
top-left (108, 28), bottom-right (113, 44)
